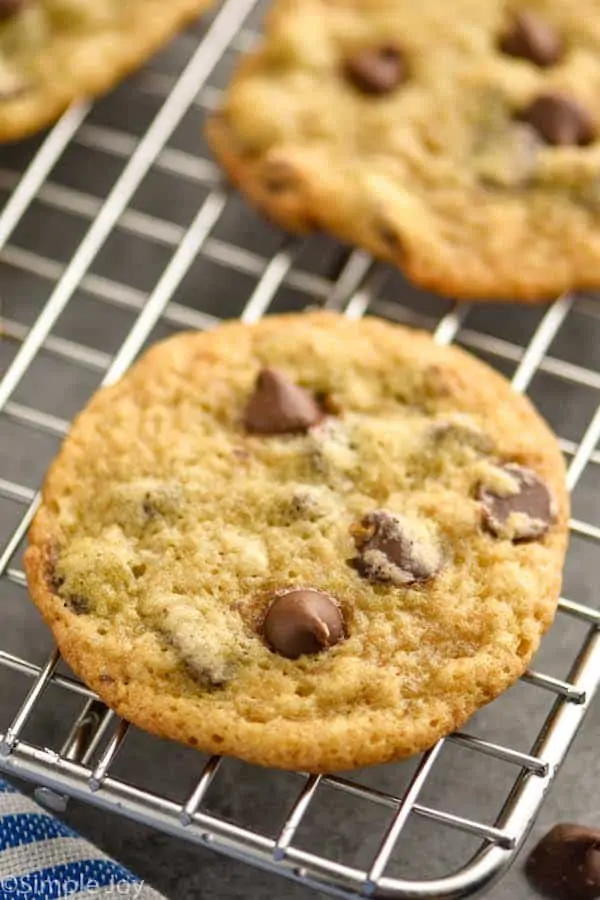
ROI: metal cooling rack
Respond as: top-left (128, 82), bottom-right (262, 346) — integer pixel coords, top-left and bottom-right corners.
top-left (0, 1), bottom-right (599, 897)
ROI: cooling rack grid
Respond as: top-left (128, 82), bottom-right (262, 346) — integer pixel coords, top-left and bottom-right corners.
top-left (0, 1), bottom-right (599, 897)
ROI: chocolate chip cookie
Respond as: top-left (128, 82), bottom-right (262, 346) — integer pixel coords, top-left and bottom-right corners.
top-left (0, 0), bottom-right (211, 142)
top-left (207, 1), bottom-right (600, 301)
top-left (25, 312), bottom-right (569, 772)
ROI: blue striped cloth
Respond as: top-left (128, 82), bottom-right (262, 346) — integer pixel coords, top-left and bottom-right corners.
top-left (0, 779), bottom-right (166, 899)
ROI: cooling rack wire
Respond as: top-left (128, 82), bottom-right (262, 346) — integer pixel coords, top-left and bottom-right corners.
top-left (0, 1), bottom-right (599, 897)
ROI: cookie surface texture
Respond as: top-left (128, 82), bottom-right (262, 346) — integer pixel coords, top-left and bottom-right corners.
top-left (0, 0), bottom-right (211, 141)
top-left (207, 0), bottom-right (600, 301)
top-left (25, 311), bottom-right (569, 772)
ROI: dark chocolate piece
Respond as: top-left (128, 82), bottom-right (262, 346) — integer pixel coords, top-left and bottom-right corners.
top-left (351, 510), bottom-right (442, 585)
top-left (521, 93), bottom-right (594, 146)
top-left (478, 463), bottom-right (556, 541)
top-left (500, 11), bottom-right (563, 67)
top-left (244, 368), bottom-right (322, 435)
top-left (344, 46), bottom-right (407, 95)
top-left (263, 589), bottom-right (345, 660)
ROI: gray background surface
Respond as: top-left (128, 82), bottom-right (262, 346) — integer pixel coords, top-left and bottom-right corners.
top-left (0, 3), bottom-right (599, 898)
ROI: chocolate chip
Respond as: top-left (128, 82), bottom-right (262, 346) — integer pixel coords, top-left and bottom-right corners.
top-left (526, 824), bottom-right (600, 900)
top-left (263, 160), bottom-right (297, 193)
top-left (0, 0), bottom-right (26, 20)
top-left (65, 595), bottom-right (89, 615)
top-left (263, 589), bottom-right (345, 660)
top-left (344, 46), bottom-right (407, 95)
top-left (521, 93), bottom-right (594, 146)
top-left (350, 510), bottom-right (442, 586)
top-left (244, 368), bottom-right (323, 435)
top-left (500, 11), bottom-right (563, 67)
top-left (478, 463), bottom-right (556, 541)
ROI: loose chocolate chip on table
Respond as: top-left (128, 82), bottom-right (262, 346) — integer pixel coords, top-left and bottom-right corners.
top-left (263, 589), bottom-right (345, 660)
top-left (478, 463), bottom-right (556, 541)
top-left (0, 0), bottom-right (25, 20)
top-left (521, 93), bottom-right (594, 146)
top-left (350, 510), bottom-right (442, 586)
top-left (244, 368), bottom-right (323, 435)
top-left (499, 11), bottom-right (563, 67)
top-left (526, 824), bottom-right (600, 900)
top-left (344, 46), bottom-right (407, 95)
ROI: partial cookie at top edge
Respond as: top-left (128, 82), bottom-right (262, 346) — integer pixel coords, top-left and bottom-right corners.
top-left (206, 0), bottom-right (600, 301)
top-left (0, 0), bottom-right (211, 142)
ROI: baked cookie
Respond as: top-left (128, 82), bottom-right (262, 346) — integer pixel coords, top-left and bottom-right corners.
top-left (0, 0), bottom-right (211, 142)
top-left (207, 0), bottom-right (600, 301)
top-left (25, 311), bottom-right (569, 772)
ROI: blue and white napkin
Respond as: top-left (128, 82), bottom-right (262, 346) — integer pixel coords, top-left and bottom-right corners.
top-left (0, 778), bottom-right (166, 899)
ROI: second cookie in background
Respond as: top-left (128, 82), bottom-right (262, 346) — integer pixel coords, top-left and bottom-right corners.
top-left (207, 0), bottom-right (600, 302)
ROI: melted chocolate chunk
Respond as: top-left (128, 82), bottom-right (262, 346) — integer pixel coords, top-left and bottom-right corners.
top-left (521, 93), bottom-right (594, 146)
top-left (263, 589), bottom-right (345, 660)
top-left (244, 368), bottom-right (322, 435)
top-left (344, 46), bottom-right (407, 95)
top-left (526, 824), bottom-right (600, 900)
top-left (500, 11), bottom-right (563, 67)
top-left (350, 510), bottom-right (442, 586)
top-left (478, 463), bottom-right (556, 541)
